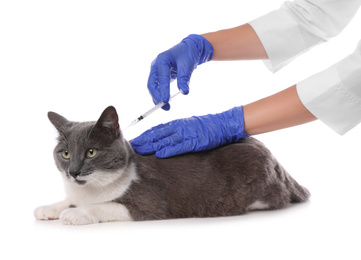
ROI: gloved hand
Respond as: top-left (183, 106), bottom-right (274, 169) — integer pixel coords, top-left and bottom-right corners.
top-left (148, 34), bottom-right (213, 110)
top-left (131, 106), bottom-right (249, 158)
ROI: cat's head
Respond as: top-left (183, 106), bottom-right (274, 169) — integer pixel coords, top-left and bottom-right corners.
top-left (48, 106), bottom-right (133, 186)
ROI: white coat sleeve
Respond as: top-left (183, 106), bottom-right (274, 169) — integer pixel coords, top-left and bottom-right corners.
top-left (249, 0), bottom-right (361, 72)
top-left (248, 0), bottom-right (361, 135)
top-left (296, 40), bottom-right (361, 135)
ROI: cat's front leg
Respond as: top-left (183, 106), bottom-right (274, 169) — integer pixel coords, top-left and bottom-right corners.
top-left (34, 200), bottom-right (72, 220)
top-left (59, 202), bottom-right (132, 225)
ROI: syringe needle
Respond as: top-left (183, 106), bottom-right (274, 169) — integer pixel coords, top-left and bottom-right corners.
top-left (126, 90), bottom-right (182, 128)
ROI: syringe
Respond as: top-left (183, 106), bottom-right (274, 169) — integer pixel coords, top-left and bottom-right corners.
top-left (126, 90), bottom-right (183, 128)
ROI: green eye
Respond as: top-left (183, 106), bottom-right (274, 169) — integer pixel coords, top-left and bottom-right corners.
top-left (86, 148), bottom-right (98, 158)
top-left (61, 150), bottom-right (70, 159)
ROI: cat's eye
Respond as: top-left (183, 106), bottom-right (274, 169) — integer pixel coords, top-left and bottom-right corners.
top-left (61, 150), bottom-right (70, 159)
top-left (86, 148), bottom-right (98, 158)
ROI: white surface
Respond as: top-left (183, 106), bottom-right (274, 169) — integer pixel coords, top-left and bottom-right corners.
top-left (0, 1), bottom-right (360, 259)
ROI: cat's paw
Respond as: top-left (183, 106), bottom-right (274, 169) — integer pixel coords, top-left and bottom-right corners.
top-left (34, 205), bottom-right (62, 220)
top-left (60, 208), bottom-right (95, 225)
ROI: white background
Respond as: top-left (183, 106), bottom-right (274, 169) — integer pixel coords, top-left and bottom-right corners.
top-left (1, 0), bottom-right (360, 259)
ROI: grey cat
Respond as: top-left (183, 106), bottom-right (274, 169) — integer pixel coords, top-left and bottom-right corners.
top-left (34, 106), bottom-right (310, 225)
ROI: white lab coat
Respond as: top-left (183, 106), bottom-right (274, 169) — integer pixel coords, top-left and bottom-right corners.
top-left (249, 0), bottom-right (361, 135)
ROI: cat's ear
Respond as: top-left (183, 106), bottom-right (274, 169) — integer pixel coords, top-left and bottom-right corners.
top-left (90, 106), bottom-right (121, 141)
top-left (48, 112), bottom-right (70, 134)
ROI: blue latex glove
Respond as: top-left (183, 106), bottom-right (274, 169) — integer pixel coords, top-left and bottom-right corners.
top-left (148, 34), bottom-right (213, 110)
top-left (131, 106), bottom-right (249, 158)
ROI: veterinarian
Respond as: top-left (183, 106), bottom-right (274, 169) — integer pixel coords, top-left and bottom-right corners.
top-left (131, 0), bottom-right (361, 158)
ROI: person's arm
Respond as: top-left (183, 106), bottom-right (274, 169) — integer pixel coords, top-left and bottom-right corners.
top-left (201, 24), bottom-right (268, 61)
top-left (203, 1), bottom-right (361, 71)
top-left (243, 85), bottom-right (317, 135)
top-left (130, 84), bottom-right (317, 158)
top-left (240, 34), bottom-right (361, 136)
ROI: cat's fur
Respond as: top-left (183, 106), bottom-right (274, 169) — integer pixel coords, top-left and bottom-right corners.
top-left (34, 106), bottom-right (310, 225)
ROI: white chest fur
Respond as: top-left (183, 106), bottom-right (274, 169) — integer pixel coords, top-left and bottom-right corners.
top-left (63, 162), bottom-right (138, 206)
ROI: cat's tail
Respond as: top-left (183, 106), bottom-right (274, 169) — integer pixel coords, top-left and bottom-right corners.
top-left (288, 176), bottom-right (310, 203)
top-left (276, 164), bottom-right (311, 203)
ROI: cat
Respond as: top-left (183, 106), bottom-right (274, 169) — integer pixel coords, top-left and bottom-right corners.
top-left (34, 106), bottom-right (310, 225)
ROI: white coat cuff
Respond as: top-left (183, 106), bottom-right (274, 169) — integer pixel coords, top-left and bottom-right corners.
top-left (249, 7), bottom-right (324, 73)
top-left (296, 41), bottom-right (361, 135)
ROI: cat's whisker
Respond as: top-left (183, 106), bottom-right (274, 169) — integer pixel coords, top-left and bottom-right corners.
top-left (87, 174), bottom-right (116, 195)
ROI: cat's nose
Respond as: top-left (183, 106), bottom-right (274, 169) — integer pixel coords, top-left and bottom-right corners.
top-left (69, 170), bottom-right (81, 179)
